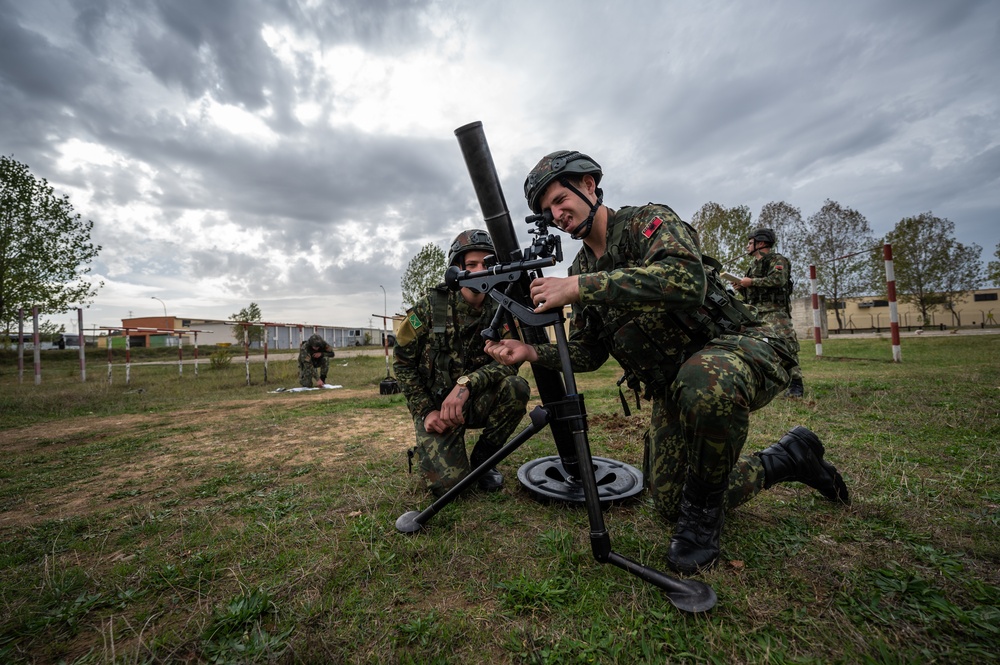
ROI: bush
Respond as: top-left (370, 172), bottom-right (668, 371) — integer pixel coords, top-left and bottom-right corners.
top-left (209, 347), bottom-right (233, 370)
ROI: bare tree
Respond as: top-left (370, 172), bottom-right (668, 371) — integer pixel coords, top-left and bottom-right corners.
top-left (793, 200), bottom-right (877, 330)
top-left (883, 213), bottom-right (983, 327)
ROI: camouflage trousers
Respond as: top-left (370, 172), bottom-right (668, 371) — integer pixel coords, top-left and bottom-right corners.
top-left (759, 309), bottom-right (802, 381)
top-left (645, 334), bottom-right (790, 521)
top-left (298, 357), bottom-right (330, 387)
top-left (411, 375), bottom-right (530, 496)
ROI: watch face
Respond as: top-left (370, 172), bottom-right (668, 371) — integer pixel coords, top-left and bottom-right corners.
top-left (457, 376), bottom-right (470, 386)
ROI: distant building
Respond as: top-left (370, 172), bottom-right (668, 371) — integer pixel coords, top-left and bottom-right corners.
top-left (107, 316), bottom-right (385, 349)
top-left (789, 287), bottom-right (1000, 338)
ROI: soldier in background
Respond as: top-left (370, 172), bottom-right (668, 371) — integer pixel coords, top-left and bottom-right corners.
top-left (485, 150), bottom-right (848, 575)
top-left (393, 230), bottom-right (530, 497)
top-left (737, 228), bottom-right (804, 397)
top-left (298, 334), bottom-right (335, 387)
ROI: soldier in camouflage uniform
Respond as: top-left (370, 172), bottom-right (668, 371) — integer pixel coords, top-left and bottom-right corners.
top-left (298, 334), bottom-right (335, 387)
top-left (737, 228), bottom-right (804, 397)
top-left (394, 230), bottom-right (531, 497)
top-left (485, 151), bottom-right (849, 574)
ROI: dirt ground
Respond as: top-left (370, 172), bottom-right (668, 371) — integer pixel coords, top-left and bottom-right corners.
top-left (0, 388), bottom-right (417, 528)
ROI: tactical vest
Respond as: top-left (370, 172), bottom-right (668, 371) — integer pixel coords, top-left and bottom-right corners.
top-left (576, 205), bottom-right (761, 397)
top-left (424, 286), bottom-right (494, 406)
top-left (744, 252), bottom-right (793, 312)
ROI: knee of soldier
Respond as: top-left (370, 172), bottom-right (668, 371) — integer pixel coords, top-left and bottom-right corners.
top-left (670, 379), bottom-right (722, 424)
top-left (501, 375), bottom-right (531, 407)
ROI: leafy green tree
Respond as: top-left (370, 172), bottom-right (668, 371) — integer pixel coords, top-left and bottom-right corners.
top-left (790, 199), bottom-right (877, 330)
top-left (690, 202), bottom-right (753, 274)
top-left (230, 302), bottom-right (264, 346)
top-left (401, 243), bottom-right (447, 308)
top-left (988, 242), bottom-right (1000, 287)
top-left (0, 155), bottom-right (102, 333)
top-left (883, 213), bottom-right (982, 326)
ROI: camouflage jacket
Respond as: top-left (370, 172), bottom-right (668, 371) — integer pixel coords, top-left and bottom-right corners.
top-left (533, 204), bottom-right (772, 394)
top-left (393, 286), bottom-right (521, 420)
top-left (741, 251), bottom-right (793, 314)
top-left (297, 338), bottom-right (335, 368)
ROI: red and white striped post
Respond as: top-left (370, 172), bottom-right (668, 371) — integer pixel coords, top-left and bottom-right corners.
top-left (263, 324), bottom-right (269, 384)
top-left (243, 324), bottom-right (251, 386)
top-left (17, 308), bottom-right (25, 384)
top-left (177, 332), bottom-right (184, 376)
top-left (32, 306), bottom-right (42, 385)
top-left (125, 328), bottom-right (132, 386)
top-left (193, 331), bottom-right (199, 377)
top-left (107, 334), bottom-right (114, 384)
top-left (810, 265), bottom-right (823, 358)
top-left (77, 308), bottom-right (86, 382)
top-left (884, 244), bottom-right (902, 362)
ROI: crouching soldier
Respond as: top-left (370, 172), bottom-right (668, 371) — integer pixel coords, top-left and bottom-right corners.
top-left (298, 334), bottom-right (335, 387)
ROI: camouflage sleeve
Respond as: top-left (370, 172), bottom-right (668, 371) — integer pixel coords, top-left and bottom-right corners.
top-left (296, 344), bottom-right (310, 369)
top-left (533, 302), bottom-right (610, 373)
top-left (323, 343), bottom-right (335, 358)
top-left (392, 298), bottom-right (436, 419)
top-left (576, 206), bottom-right (707, 310)
top-left (750, 254), bottom-right (790, 289)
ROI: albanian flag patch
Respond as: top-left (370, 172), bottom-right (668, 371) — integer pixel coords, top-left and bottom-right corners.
top-left (642, 217), bottom-right (663, 239)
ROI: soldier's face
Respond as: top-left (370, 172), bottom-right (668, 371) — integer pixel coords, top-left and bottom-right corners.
top-left (539, 176), bottom-right (596, 237)
top-left (460, 250), bottom-right (490, 307)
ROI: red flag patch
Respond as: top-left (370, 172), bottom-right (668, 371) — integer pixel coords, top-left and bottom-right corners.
top-left (775, 264), bottom-right (783, 270)
top-left (642, 217), bottom-right (663, 238)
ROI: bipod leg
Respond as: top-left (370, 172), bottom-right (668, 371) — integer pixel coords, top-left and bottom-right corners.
top-left (556, 393), bottom-right (716, 613)
top-left (395, 406), bottom-right (550, 533)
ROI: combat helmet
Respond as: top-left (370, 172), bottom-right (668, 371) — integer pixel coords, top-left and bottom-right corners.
top-left (524, 150), bottom-right (603, 214)
top-left (448, 229), bottom-right (494, 267)
top-left (748, 228), bottom-right (777, 246)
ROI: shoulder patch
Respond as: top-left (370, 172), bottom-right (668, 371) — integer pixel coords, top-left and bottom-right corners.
top-left (775, 264), bottom-right (783, 270)
top-left (642, 217), bottom-right (663, 239)
top-left (408, 312), bottom-right (423, 329)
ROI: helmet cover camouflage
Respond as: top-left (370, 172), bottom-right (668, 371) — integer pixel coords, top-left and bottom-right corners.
top-left (448, 229), bottom-right (494, 267)
top-left (524, 150), bottom-right (603, 214)
top-left (307, 334), bottom-right (326, 350)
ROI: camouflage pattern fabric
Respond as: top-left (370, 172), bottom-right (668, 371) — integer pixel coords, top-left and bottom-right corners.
top-left (297, 335), bottom-right (335, 387)
top-left (532, 204), bottom-right (793, 520)
top-left (742, 251), bottom-right (802, 381)
top-left (394, 288), bottom-right (530, 496)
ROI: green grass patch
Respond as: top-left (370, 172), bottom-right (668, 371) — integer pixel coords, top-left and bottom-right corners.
top-left (0, 336), bottom-right (998, 663)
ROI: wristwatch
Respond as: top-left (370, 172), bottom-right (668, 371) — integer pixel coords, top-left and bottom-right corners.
top-left (456, 375), bottom-right (471, 388)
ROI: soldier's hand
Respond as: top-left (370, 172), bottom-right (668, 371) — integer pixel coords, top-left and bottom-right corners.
top-left (440, 386), bottom-right (469, 428)
top-left (423, 410), bottom-right (449, 434)
top-left (740, 277), bottom-right (753, 288)
top-left (485, 339), bottom-right (537, 366)
top-left (529, 276), bottom-right (579, 313)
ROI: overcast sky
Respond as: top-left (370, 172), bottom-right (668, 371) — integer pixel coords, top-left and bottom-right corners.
top-left (2, 0), bottom-right (998, 335)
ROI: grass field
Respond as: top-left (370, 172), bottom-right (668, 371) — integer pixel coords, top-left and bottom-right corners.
top-left (1, 335), bottom-right (998, 664)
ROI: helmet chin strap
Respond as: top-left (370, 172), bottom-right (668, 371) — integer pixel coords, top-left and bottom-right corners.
top-left (559, 178), bottom-right (603, 240)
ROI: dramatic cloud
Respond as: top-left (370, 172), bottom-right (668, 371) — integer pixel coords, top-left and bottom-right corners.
top-left (1, 0), bottom-right (997, 334)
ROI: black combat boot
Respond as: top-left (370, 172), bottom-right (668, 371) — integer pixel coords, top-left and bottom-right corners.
top-left (666, 475), bottom-right (728, 574)
top-left (757, 426), bottom-right (850, 503)
top-left (785, 377), bottom-right (804, 398)
top-left (469, 440), bottom-right (503, 492)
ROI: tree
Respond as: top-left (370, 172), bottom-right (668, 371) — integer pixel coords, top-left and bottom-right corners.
top-left (791, 200), bottom-right (876, 330)
top-left (0, 155), bottom-right (102, 333)
top-left (883, 213), bottom-right (982, 326)
top-left (758, 201), bottom-right (807, 297)
top-left (230, 302), bottom-right (264, 346)
top-left (401, 243), bottom-right (447, 308)
top-left (690, 202), bottom-right (753, 274)
top-left (988, 242), bottom-right (1000, 287)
